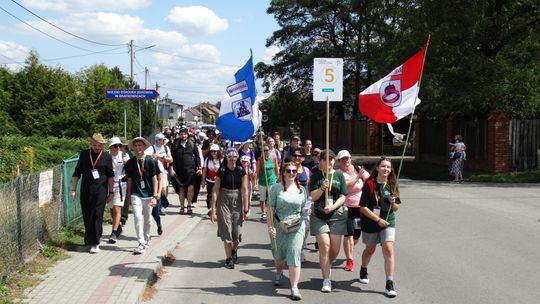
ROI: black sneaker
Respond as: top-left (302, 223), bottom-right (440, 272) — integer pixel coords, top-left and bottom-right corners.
top-left (225, 257), bottom-right (235, 269)
top-left (157, 224), bottom-right (163, 236)
top-left (159, 207), bottom-right (166, 216)
top-left (385, 280), bottom-right (397, 297)
top-left (116, 224), bottom-right (123, 237)
top-left (359, 267), bottom-right (369, 284)
top-left (232, 249), bottom-right (238, 264)
top-left (108, 232), bottom-right (117, 244)
top-left (120, 217), bottom-right (127, 225)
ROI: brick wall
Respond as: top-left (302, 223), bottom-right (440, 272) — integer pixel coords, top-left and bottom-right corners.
top-left (487, 110), bottom-right (510, 172)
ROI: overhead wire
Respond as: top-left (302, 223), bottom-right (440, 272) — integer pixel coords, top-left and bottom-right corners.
top-left (9, 0), bottom-right (125, 47)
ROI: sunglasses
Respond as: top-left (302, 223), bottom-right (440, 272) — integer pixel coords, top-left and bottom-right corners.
top-left (312, 152), bottom-right (319, 156)
top-left (227, 155), bottom-right (238, 159)
top-left (111, 144), bottom-right (122, 148)
top-left (264, 149), bottom-right (270, 152)
top-left (284, 169), bottom-right (297, 174)
top-left (293, 154), bottom-right (303, 158)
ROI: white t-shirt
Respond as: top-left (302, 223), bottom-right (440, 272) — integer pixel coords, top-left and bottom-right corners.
top-left (111, 151), bottom-right (129, 182)
top-left (144, 144), bottom-right (170, 173)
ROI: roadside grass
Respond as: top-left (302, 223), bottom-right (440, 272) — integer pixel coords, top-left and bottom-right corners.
top-left (0, 246), bottom-right (69, 304)
top-left (395, 160), bottom-right (540, 183)
top-left (0, 225), bottom-right (85, 303)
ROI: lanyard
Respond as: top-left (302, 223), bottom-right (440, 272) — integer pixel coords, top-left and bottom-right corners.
top-left (136, 157), bottom-right (145, 178)
top-left (89, 150), bottom-right (103, 169)
top-left (374, 182), bottom-right (387, 207)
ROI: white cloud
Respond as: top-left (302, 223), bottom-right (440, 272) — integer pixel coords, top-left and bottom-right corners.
top-left (263, 45), bottom-right (280, 63)
top-left (21, 0), bottom-right (150, 13)
top-left (0, 40), bottom-right (29, 71)
top-left (166, 6), bottom-right (228, 36)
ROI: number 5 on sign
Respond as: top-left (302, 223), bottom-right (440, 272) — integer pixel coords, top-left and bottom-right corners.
top-left (313, 58), bottom-right (343, 101)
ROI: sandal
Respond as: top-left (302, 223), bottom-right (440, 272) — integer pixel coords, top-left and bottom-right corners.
top-left (179, 208), bottom-right (185, 215)
top-left (187, 206), bottom-right (193, 215)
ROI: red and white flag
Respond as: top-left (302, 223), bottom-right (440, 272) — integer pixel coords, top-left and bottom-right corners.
top-left (358, 38), bottom-right (429, 123)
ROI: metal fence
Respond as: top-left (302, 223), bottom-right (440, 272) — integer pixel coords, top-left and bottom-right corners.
top-left (0, 165), bottom-right (64, 278)
top-left (510, 119), bottom-right (540, 169)
top-left (0, 156), bottom-right (83, 278)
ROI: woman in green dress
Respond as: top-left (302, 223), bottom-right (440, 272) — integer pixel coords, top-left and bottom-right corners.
top-left (267, 161), bottom-right (307, 300)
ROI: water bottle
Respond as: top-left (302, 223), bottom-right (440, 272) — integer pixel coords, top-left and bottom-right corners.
top-left (303, 196), bottom-right (312, 217)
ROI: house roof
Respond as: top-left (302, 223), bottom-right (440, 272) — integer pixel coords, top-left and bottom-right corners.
top-left (185, 107), bottom-right (201, 116)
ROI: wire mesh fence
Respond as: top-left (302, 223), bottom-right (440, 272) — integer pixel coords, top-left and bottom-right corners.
top-left (0, 158), bottom-right (82, 279)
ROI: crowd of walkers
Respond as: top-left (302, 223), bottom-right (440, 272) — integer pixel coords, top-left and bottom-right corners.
top-left (70, 127), bottom-right (403, 301)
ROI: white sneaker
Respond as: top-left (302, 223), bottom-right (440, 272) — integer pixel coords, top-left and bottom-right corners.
top-left (321, 279), bottom-right (332, 293)
top-left (89, 245), bottom-right (100, 254)
top-left (134, 243), bottom-right (146, 254)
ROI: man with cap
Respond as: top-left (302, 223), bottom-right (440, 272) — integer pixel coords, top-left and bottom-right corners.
top-left (107, 136), bottom-right (130, 244)
top-left (125, 137), bottom-right (160, 254)
top-left (170, 127), bottom-right (201, 214)
top-left (145, 133), bottom-right (173, 212)
top-left (70, 133), bottom-right (114, 254)
top-left (283, 135), bottom-right (302, 160)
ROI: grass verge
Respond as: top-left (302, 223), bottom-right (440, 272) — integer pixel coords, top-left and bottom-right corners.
top-left (0, 225), bottom-right (85, 303)
top-left (0, 246), bottom-right (69, 304)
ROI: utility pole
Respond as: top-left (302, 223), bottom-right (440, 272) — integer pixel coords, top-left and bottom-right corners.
top-left (125, 40), bottom-right (134, 138)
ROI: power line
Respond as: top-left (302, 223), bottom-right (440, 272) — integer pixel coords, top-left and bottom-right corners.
top-left (9, 0), bottom-right (125, 47)
top-left (0, 5), bottom-right (126, 53)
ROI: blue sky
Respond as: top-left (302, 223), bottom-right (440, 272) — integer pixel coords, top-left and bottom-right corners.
top-left (0, 0), bottom-right (280, 106)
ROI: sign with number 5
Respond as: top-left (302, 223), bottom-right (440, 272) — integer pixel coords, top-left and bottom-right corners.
top-left (313, 58), bottom-right (343, 101)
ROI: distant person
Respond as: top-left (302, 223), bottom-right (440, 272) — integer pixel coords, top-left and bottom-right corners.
top-left (336, 150), bottom-right (370, 272)
top-left (201, 144), bottom-right (222, 215)
top-left (309, 150), bottom-right (348, 292)
top-left (301, 139), bottom-right (315, 170)
top-left (125, 137), bottom-right (160, 254)
top-left (273, 132), bottom-right (285, 158)
top-left (266, 136), bottom-right (282, 165)
top-left (284, 135), bottom-right (301, 159)
top-left (310, 147), bottom-right (321, 174)
top-left (107, 137), bottom-right (130, 244)
top-left (267, 160), bottom-right (307, 300)
top-left (256, 144), bottom-right (279, 222)
top-left (170, 128), bottom-right (201, 215)
top-left (70, 133), bottom-right (114, 254)
top-left (145, 133), bottom-right (172, 235)
top-left (449, 134), bottom-right (467, 183)
top-left (120, 142), bottom-right (134, 225)
top-left (210, 148), bottom-right (250, 269)
top-left (359, 157), bottom-right (402, 298)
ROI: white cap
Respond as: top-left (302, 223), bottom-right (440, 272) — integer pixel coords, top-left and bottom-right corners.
top-left (233, 141), bottom-right (242, 146)
top-left (240, 155), bottom-right (250, 162)
top-left (210, 144), bottom-right (220, 151)
top-left (337, 150), bottom-right (351, 160)
top-left (155, 133), bottom-right (165, 141)
top-left (108, 136), bottom-right (122, 147)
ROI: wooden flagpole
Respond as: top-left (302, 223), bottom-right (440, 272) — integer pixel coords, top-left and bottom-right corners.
top-left (387, 36), bottom-right (431, 220)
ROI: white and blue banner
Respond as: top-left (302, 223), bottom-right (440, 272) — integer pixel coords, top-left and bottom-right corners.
top-left (216, 52), bottom-right (260, 142)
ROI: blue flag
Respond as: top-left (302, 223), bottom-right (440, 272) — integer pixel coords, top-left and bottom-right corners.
top-left (216, 52), bottom-right (260, 142)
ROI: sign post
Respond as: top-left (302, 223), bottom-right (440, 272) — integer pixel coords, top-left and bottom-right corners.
top-left (313, 58), bottom-right (343, 206)
top-left (105, 89), bottom-right (160, 137)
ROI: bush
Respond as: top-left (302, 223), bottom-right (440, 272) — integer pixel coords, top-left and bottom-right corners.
top-left (0, 136), bottom-right (87, 183)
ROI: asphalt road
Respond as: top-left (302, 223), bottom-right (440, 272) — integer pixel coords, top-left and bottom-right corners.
top-left (150, 180), bottom-right (540, 304)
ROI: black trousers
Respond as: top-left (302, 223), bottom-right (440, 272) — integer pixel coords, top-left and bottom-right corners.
top-left (80, 188), bottom-right (107, 246)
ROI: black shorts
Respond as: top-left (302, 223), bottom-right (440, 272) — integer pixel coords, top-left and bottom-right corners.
top-left (345, 207), bottom-right (362, 239)
top-left (171, 171), bottom-right (196, 194)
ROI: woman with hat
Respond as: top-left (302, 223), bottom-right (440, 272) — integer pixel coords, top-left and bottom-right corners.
top-left (309, 149), bottom-right (348, 292)
top-left (107, 137), bottom-right (130, 244)
top-left (70, 133), bottom-right (114, 254)
top-left (201, 144), bottom-right (222, 214)
top-left (210, 147), bottom-right (250, 269)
